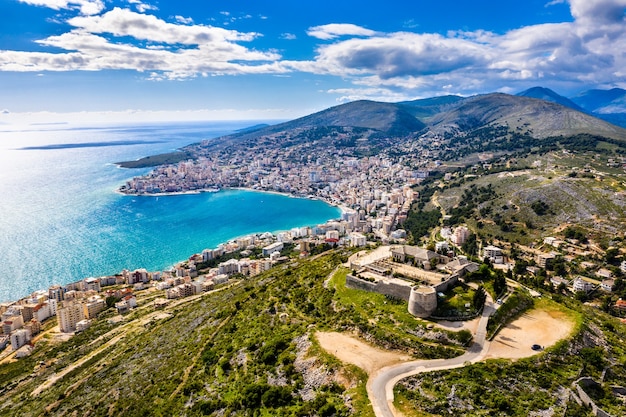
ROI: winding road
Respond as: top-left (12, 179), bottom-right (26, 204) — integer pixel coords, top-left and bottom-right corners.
top-left (368, 301), bottom-right (495, 417)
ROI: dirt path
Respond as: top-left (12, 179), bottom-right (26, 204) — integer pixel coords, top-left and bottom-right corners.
top-left (315, 332), bottom-right (412, 375)
top-left (316, 306), bottom-right (574, 375)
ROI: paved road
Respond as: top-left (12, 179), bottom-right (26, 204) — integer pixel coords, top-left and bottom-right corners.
top-left (368, 301), bottom-right (495, 417)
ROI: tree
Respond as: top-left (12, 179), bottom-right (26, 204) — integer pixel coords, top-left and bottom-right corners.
top-left (493, 271), bottom-right (507, 296)
top-left (472, 286), bottom-right (487, 310)
top-left (105, 295), bottom-right (120, 308)
top-left (261, 386), bottom-right (293, 408)
top-left (605, 247), bottom-right (620, 265)
top-left (462, 233), bottom-right (478, 257)
top-left (531, 200), bottom-right (550, 215)
top-left (563, 226), bottom-right (588, 243)
top-left (241, 383), bottom-right (269, 409)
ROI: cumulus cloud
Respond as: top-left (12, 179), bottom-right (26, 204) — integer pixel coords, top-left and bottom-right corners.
top-left (127, 0), bottom-right (158, 13)
top-left (5, 0), bottom-right (626, 98)
top-left (307, 23), bottom-right (377, 40)
top-left (18, 0), bottom-right (104, 15)
top-left (0, 7), bottom-right (284, 78)
top-left (175, 15), bottom-right (194, 25)
top-left (68, 8), bottom-right (262, 43)
top-left (569, 0), bottom-right (626, 23)
top-left (293, 0), bottom-right (626, 97)
top-left (311, 33), bottom-right (488, 78)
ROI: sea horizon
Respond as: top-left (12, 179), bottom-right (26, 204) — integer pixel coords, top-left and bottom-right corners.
top-left (0, 121), bottom-right (340, 303)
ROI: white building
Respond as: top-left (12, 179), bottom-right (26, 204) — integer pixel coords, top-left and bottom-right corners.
top-left (83, 277), bottom-right (101, 292)
top-left (452, 226), bottom-right (470, 246)
top-left (390, 229), bottom-right (407, 239)
top-left (601, 279), bottom-right (615, 292)
top-left (202, 249), bottom-right (215, 262)
top-left (262, 242), bottom-right (284, 257)
top-left (572, 276), bottom-right (596, 293)
top-left (325, 230), bottom-right (340, 240)
top-left (435, 241), bottom-right (450, 252)
top-left (218, 258), bottom-right (240, 275)
top-left (76, 319), bottom-right (92, 332)
top-left (115, 295), bottom-right (138, 314)
top-left (34, 300), bottom-right (56, 323)
top-left (10, 328), bottom-right (31, 351)
top-left (483, 245), bottom-right (504, 264)
top-left (57, 302), bottom-right (86, 333)
top-left (349, 232), bottom-right (367, 247)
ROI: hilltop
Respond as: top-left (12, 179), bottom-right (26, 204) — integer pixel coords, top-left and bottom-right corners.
top-left (117, 91), bottom-right (626, 169)
top-left (517, 86), bottom-right (586, 113)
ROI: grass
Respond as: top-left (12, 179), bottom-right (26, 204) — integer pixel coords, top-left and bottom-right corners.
top-left (392, 296), bottom-right (610, 417)
top-left (434, 151), bottom-right (626, 245)
top-left (328, 268), bottom-right (465, 357)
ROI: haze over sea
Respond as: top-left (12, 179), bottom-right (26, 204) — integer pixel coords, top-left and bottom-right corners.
top-left (0, 122), bottom-right (341, 303)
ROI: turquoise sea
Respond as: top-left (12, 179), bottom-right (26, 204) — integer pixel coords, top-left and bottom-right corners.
top-left (0, 122), bottom-right (341, 303)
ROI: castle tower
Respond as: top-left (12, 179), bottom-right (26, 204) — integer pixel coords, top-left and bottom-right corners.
top-left (408, 286), bottom-right (437, 318)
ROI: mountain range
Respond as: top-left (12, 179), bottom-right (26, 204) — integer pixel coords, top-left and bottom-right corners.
top-left (119, 86), bottom-right (626, 169)
top-left (214, 86), bottom-right (626, 146)
top-left (517, 86), bottom-right (626, 128)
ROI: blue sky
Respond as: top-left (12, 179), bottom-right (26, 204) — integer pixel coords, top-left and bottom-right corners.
top-left (1, 0), bottom-right (625, 124)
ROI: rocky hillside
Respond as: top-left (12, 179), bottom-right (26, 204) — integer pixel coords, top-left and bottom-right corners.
top-left (517, 86), bottom-right (585, 113)
top-left (428, 93), bottom-right (626, 141)
top-left (118, 92), bottom-right (626, 168)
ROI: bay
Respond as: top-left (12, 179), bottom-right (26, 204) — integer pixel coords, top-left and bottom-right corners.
top-left (0, 122), bottom-right (340, 303)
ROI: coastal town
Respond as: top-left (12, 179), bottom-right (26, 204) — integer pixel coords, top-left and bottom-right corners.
top-left (3, 138), bottom-right (626, 361)
top-left (3, 125), bottom-right (626, 417)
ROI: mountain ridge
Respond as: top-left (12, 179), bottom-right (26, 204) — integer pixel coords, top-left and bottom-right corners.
top-left (517, 86), bottom-right (585, 113)
top-left (117, 90), bottom-right (626, 168)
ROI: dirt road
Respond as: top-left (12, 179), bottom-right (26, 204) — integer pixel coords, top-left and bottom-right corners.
top-left (316, 304), bottom-right (575, 417)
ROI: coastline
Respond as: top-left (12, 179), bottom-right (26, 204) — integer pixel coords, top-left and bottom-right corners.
top-left (117, 185), bottom-right (352, 215)
top-left (2, 187), bottom-right (344, 306)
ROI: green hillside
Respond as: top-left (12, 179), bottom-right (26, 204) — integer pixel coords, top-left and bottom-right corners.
top-left (0, 252), bottom-right (467, 417)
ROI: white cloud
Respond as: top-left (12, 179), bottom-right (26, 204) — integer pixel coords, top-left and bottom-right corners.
top-left (307, 23), bottom-right (377, 40)
top-left (292, 0), bottom-right (626, 99)
top-left (18, 0), bottom-right (104, 15)
top-left (127, 0), bottom-right (158, 13)
top-left (569, 0), bottom-right (626, 23)
top-left (68, 8), bottom-right (261, 44)
top-left (0, 8), bottom-right (285, 77)
top-left (174, 15), bottom-right (194, 25)
top-left (327, 87), bottom-right (414, 103)
top-left (5, 0), bottom-right (626, 101)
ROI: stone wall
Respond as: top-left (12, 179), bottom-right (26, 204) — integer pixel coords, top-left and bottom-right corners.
top-left (433, 274), bottom-right (459, 293)
top-left (346, 273), bottom-right (460, 318)
top-left (345, 275), bottom-right (412, 301)
top-left (575, 377), bottom-right (613, 417)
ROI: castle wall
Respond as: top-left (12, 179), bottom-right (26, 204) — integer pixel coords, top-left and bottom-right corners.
top-left (433, 274), bottom-right (459, 293)
top-left (345, 272), bottom-right (460, 319)
top-left (345, 275), bottom-right (412, 301)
